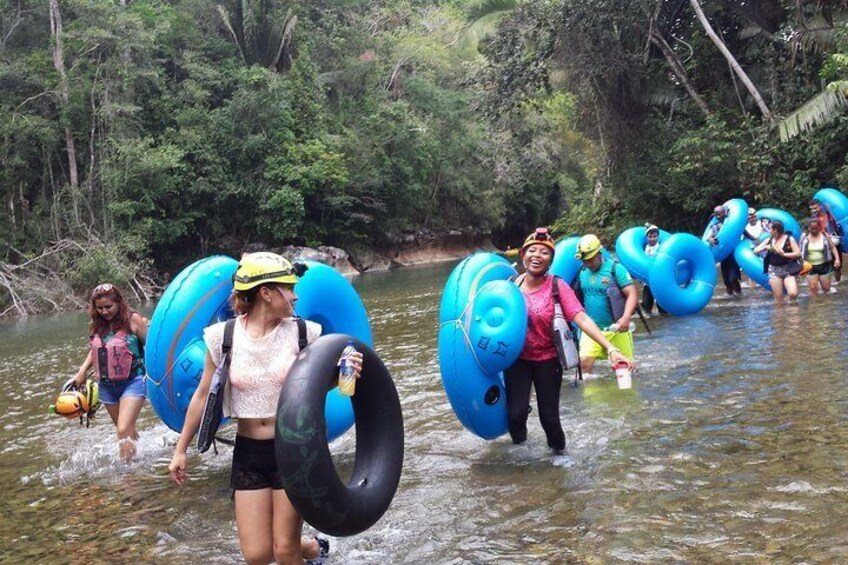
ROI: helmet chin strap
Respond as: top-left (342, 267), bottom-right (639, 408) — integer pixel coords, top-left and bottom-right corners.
top-left (276, 286), bottom-right (295, 316)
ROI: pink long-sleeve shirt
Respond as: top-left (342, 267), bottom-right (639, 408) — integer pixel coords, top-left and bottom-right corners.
top-left (518, 275), bottom-right (584, 361)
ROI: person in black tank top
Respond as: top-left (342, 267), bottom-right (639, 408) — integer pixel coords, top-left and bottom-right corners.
top-left (753, 219), bottom-right (802, 304)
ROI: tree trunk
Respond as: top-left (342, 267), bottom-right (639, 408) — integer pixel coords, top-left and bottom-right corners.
top-left (688, 0), bottom-right (774, 124)
top-left (649, 30), bottom-right (711, 118)
top-left (49, 0), bottom-right (81, 226)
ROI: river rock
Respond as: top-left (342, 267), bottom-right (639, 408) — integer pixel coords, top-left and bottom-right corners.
top-left (280, 245), bottom-right (358, 276)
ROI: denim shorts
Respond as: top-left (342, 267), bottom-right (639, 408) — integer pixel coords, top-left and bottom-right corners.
top-left (98, 373), bottom-right (146, 405)
top-left (768, 263), bottom-right (801, 280)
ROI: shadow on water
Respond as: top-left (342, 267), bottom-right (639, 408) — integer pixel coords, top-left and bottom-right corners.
top-left (2, 266), bottom-right (848, 563)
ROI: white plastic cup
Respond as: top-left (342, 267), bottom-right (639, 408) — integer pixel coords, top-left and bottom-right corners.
top-left (613, 361), bottom-right (632, 390)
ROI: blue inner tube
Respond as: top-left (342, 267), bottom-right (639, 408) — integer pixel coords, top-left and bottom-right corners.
top-left (145, 256), bottom-right (237, 433)
top-left (733, 235), bottom-right (770, 289)
top-left (146, 257), bottom-right (371, 441)
top-left (294, 261), bottom-right (373, 441)
top-left (550, 236), bottom-right (581, 284)
top-left (614, 226), bottom-right (673, 283)
top-left (438, 253), bottom-right (526, 440)
top-left (756, 208), bottom-right (801, 240)
top-left (648, 233), bottom-right (717, 316)
top-left (702, 198), bottom-right (748, 261)
top-left (550, 236), bottom-right (612, 285)
top-left (814, 188), bottom-right (848, 235)
top-left (275, 334), bottom-right (403, 537)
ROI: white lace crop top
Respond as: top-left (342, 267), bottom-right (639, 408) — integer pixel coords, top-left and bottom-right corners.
top-left (203, 315), bottom-right (321, 419)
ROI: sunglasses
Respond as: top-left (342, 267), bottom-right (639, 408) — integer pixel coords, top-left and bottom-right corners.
top-left (92, 283), bottom-right (114, 294)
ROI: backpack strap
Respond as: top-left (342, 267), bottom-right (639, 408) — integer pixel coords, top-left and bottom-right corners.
top-left (572, 267), bottom-right (584, 304)
top-left (222, 319), bottom-right (236, 369)
top-left (609, 259), bottom-right (651, 335)
top-left (296, 317), bottom-right (307, 351)
top-left (207, 318), bottom-right (237, 455)
top-left (551, 274), bottom-right (583, 385)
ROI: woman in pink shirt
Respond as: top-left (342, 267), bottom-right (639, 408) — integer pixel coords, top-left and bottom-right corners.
top-left (507, 228), bottom-right (633, 455)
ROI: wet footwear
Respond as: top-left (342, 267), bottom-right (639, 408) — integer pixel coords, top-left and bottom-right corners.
top-left (305, 536), bottom-right (329, 565)
top-left (552, 453), bottom-right (575, 468)
top-left (316, 536), bottom-right (330, 559)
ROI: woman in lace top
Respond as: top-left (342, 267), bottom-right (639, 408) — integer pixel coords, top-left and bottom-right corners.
top-left (168, 252), bottom-right (362, 565)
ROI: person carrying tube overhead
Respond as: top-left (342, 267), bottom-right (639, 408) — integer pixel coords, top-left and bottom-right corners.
top-left (168, 252), bottom-right (362, 565)
top-left (507, 228), bottom-right (633, 456)
top-left (640, 224), bottom-right (666, 316)
top-left (706, 204), bottom-right (743, 296)
top-left (572, 234), bottom-right (638, 374)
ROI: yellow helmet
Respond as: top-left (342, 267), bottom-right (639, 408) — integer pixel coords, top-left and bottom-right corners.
top-left (575, 234), bottom-right (602, 260)
top-left (50, 391), bottom-right (90, 419)
top-left (84, 379), bottom-right (100, 415)
top-left (233, 252), bottom-right (300, 291)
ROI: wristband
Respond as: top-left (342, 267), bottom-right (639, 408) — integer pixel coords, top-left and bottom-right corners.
top-left (607, 348), bottom-right (621, 356)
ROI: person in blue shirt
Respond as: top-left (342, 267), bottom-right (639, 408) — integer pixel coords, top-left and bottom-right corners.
top-left (574, 234), bottom-right (639, 373)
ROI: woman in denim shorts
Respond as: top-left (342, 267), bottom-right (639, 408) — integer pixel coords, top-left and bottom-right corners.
top-left (754, 220), bottom-right (802, 304)
top-left (70, 284), bottom-right (147, 462)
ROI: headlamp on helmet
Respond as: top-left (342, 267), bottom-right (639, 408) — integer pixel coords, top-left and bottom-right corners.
top-left (520, 227), bottom-right (556, 256)
top-left (233, 252), bottom-right (304, 292)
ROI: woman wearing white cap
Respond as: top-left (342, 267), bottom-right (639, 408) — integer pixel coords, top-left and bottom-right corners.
top-left (641, 225), bottom-right (665, 315)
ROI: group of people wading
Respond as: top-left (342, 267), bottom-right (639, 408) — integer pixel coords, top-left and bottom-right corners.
top-left (65, 198), bottom-right (843, 562)
top-left (507, 198), bottom-right (845, 463)
top-left (708, 199), bottom-right (843, 305)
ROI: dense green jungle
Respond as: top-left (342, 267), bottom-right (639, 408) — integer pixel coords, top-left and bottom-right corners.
top-left (2, 0), bottom-right (848, 316)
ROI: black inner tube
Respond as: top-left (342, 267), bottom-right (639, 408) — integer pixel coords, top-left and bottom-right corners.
top-left (275, 334), bottom-right (404, 537)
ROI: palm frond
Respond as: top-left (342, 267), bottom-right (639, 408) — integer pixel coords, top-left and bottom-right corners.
top-left (241, 0), bottom-right (258, 61)
top-left (270, 11), bottom-right (297, 73)
top-left (465, 0), bottom-right (519, 24)
top-left (467, 11), bottom-right (510, 43)
top-left (778, 86), bottom-right (848, 142)
top-left (795, 14), bottom-right (838, 53)
top-left (217, 5), bottom-right (247, 63)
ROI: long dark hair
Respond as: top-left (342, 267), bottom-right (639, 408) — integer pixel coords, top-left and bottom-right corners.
top-left (88, 284), bottom-right (132, 336)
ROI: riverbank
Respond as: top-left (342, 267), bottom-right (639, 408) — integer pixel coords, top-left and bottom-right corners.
top-left (282, 234), bottom-right (497, 276)
top-left (0, 235), bottom-right (497, 319)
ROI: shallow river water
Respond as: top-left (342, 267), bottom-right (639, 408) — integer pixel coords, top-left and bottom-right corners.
top-left (2, 263), bottom-right (848, 564)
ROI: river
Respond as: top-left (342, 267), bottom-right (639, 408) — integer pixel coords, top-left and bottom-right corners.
top-left (1, 263), bottom-right (847, 564)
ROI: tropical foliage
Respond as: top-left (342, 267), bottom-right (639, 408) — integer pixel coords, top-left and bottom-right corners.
top-left (2, 0), bottom-right (848, 313)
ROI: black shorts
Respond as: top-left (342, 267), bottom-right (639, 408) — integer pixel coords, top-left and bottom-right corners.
top-left (809, 262), bottom-right (833, 276)
top-left (231, 436), bottom-right (283, 491)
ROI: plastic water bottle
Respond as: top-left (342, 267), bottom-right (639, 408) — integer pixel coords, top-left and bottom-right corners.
top-left (606, 322), bottom-right (637, 333)
top-left (338, 340), bottom-right (358, 397)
